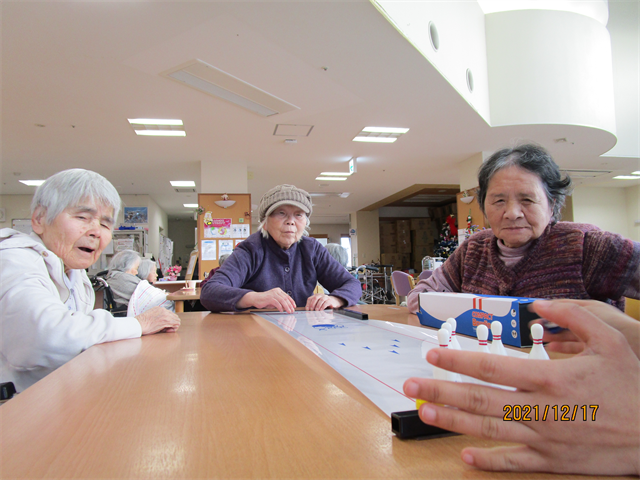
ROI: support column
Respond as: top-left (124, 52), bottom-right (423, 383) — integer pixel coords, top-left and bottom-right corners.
top-left (201, 159), bottom-right (248, 193)
top-left (350, 210), bottom-right (380, 267)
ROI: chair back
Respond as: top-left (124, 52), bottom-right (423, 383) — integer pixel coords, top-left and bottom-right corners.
top-left (418, 270), bottom-right (433, 281)
top-left (390, 271), bottom-right (416, 306)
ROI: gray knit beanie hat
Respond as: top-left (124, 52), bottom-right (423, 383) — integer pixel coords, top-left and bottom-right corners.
top-left (259, 184), bottom-right (313, 222)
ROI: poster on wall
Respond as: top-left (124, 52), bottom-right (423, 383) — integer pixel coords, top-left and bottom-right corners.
top-left (202, 240), bottom-right (216, 261)
top-left (202, 215), bottom-right (232, 238)
top-left (124, 207), bottom-right (148, 224)
top-left (219, 240), bottom-right (234, 257)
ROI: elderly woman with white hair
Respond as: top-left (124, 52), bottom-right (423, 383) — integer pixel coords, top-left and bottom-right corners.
top-left (0, 169), bottom-right (180, 392)
top-left (137, 258), bottom-right (159, 284)
top-left (200, 184), bottom-right (361, 313)
top-left (107, 249), bottom-right (143, 307)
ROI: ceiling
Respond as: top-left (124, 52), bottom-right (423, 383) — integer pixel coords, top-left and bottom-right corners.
top-left (2, 1), bottom-right (638, 224)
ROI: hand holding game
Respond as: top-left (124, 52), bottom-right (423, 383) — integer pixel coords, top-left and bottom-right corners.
top-left (403, 299), bottom-right (640, 476)
top-left (534, 299), bottom-right (640, 360)
top-left (305, 294), bottom-right (345, 311)
top-left (237, 288), bottom-right (297, 313)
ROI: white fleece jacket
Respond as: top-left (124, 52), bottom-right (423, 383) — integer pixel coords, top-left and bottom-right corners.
top-left (0, 228), bottom-right (142, 392)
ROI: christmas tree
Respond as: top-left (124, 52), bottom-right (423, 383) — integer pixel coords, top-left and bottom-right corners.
top-left (434, 214), bottom-right (459, 259)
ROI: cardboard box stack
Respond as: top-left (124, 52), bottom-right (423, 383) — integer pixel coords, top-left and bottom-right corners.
top-left (379, 217), bottom-right (441, 271)
top-left (410, 219), bottom-right (435, 271)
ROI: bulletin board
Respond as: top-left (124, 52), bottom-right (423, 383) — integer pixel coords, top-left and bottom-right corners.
top-left (197, 193), bottom-right (252, 279)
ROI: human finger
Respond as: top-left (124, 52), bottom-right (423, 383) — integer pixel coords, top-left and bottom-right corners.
top-left (425, 348), bottom-right (552, 392)
top-left (461, 445), bottom-right (550, 473)
top-left (415, 402), bottom-right (538, 445)
top-left (311, 296), bottom-right (330, 311)
top-left (281, 292), bottom-right (296, 313)
top-left (404, 377), bottom-right (518, 419)
top-left (305, 294), bottom-right (320, 311)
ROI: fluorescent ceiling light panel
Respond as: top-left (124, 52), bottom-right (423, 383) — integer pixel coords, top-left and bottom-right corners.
top-left (183, 204), bottom-right (199, 208)
top-left (353, 136), bottom-right (397, 143)
top-left (362, 126), bottom-right (409, 134)
top-left (315, 176), bottom-right (347, 181)
top-left (613, 176), bottom-right (640, 180)
top-left (632, 171), bottom-right (640, 175)
top-left (320, 172), bottom-right (352, 176)
top-left (135, 130), bottom-right (186, 136)
top-left (128, 119), bottom-right (183, 126)
top-left (171, 181), bottom-right (196, 187)
top-left (162, 60), bottom-right (299, 117)
top-left (19, 180), bottom-right (45, 186)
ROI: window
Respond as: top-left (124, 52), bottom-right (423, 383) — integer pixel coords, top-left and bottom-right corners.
top-left (340, 236), bottom-right (352, 268)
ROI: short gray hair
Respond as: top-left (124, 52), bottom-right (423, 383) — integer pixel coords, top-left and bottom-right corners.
top-left (258, 216), bottom-right (311, 240)
top-left (325, 243), bottom-right (348, 267)
top-left (218, 254), bottom-right (231, 267)
top-left (108, 250), bottom-right (141, 274)
top-left (477, 144), bottom-right (573, 222)
top-left (137, 259), bottom-right (156, 280)
top-left (31, 169), bottom-right (121, 225)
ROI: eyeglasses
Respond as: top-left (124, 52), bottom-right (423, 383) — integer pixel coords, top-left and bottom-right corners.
top-left (270, 210), bottom-right (307, 221)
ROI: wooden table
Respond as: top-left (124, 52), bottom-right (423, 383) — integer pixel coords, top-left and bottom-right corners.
top-left (155, 280), bottom-right (201, 293)
top-left (167, 287), bottom-right (201, 312)
top-left (0, 305), bottom-right (609, 479)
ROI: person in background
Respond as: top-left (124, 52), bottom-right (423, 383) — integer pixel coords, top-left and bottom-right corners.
top-left (407, 144), bottom-right (640, 313)
top-left (404, 299), bottom-right (639, 476)
top-left (106, 249), bottom-right (142, 308)
top-left (200, 253), bottom-right (230, 289)
top-left (137, 258), bottom-right (158, 284)
top-left (200, 184), bottom-right (361, 313)
top-left (128, 256), bottom-right (175, 315)
top-left (0, 169), bottom-right (180, 392)
top-left (325, 243), bottom-right (348, 268)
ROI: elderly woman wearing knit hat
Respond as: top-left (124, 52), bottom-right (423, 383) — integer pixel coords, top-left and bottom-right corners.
top-left (200, 185), bottom-right (362, 313)
top-left (408, 144), bottom-right (640, 313)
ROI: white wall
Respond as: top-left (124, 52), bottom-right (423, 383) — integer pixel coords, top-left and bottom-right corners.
top-left (626, 185), bottom-right (640, 242)
top-left (309, 223), bottom-right (349, 244)
top-left (0, 195), bottom-right (33, 229)
top-left (571, 186), bottom-right (629, 237)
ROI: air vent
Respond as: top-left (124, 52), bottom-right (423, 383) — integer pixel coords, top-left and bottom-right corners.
top-left (162, 60), bottom-right (299, 117)
top-left (560, 169), bottom-right (612, 179)
top-left (174, 188), bottom-right (197, 193)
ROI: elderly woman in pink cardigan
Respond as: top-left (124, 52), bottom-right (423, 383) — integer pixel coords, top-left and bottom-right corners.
top-left (408, 144), bottom-right (640, 313)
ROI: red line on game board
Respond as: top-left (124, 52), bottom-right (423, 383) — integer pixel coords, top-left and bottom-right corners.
top-left (292, 329), bottom-right (411, 400)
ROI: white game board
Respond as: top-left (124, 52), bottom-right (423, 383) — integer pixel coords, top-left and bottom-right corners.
top-left (259, 310), bottom-right (526, 417)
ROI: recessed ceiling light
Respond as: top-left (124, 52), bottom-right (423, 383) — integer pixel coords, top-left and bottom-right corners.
top-left (128, 119), bottom-right (183, 126)
top-left (362, 127), bottom-right (409, 134)
top-left (632, 171), bottom-right (640, 175)
top-left (135, 130), bottom-right (186, 137)
top-left (183, 203), bottom-right (199, 208)
top-left (315, 176), bottom-right (347, 181)
top-left (353, 136), bottom-right (397, 143)
top-left (19, 180), bottom-right (45, 186)
top-left (613, 176), bottom-right (640, 180)
top-left (320, 172), bottom-right (352, 176)
top-left (171, 181), bottom-right (196, 187)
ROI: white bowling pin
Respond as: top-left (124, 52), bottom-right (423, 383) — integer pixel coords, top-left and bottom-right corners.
top-left (446, 317), bottom-right (462, 350)
top-left (441, 322), bottom-right (455, 349)
top-left (490, 321), bottom-right (508, 356)
top-left (476, 324), bottom-right (490, 353)
top-left (529, 323), bottom-right (549, 360)
top-left (433, 329), bottom-right (459, 382)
